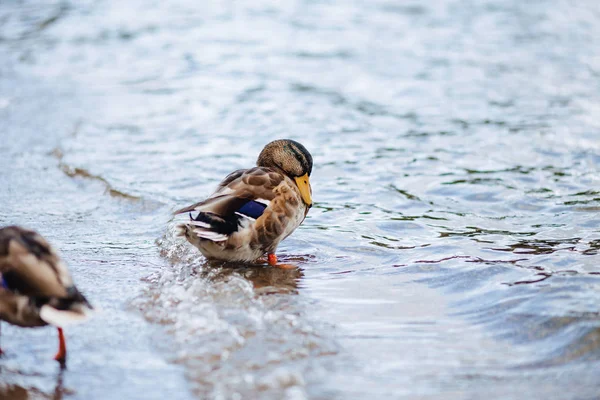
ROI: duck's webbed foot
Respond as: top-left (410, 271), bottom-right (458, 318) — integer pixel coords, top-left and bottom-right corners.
top-left (267, 253), bottom-right (297, 270)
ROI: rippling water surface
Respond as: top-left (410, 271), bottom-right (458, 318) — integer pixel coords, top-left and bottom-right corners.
top-left (1, 0), bottom-right (600, 398)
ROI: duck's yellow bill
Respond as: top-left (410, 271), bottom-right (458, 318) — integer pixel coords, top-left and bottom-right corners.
top-left (294, 173), bottom-right (313, 207)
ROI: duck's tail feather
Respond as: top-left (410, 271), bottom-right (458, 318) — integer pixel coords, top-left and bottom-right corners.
top-left (38, 286), bottom-right (94, 327)
top-left (39, 304), bottom-right (92, 327)
top-left (178, 211), bottom-right (238, 243)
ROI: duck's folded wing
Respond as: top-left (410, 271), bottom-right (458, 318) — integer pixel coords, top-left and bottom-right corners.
top-left (175, 167), bottom-right (283, 216)
top-left (174, 167), bottom-right (284, 241)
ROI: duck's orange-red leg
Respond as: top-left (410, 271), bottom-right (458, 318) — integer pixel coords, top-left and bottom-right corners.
top-left (54, 327), bottom-right (67, 365)
top-left (267, 253), bottom-right (296, 270)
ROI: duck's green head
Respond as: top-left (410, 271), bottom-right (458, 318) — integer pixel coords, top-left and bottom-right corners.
top-left (257, 139), bottom-right (313, 207)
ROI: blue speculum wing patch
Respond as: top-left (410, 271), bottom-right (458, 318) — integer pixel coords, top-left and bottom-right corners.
top-left (237, 200), bottom-right (267, 219)
top-left (1, 275), bottom-right (8, 289)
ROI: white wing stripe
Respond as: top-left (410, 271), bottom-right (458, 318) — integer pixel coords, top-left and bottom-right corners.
top-left (188, 220), bottom-right (211, 228)
top-left (192, 229), bottom-right (228, 242)
top-left (235, 212), bottom-right (256, 221)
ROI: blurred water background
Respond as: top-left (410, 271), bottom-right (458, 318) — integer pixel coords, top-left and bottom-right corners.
top-left (1, 0), bottom-right (600, 399)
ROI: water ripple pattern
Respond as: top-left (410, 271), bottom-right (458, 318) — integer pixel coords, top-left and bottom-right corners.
top-left (1, 0), bottom-right (600, 399)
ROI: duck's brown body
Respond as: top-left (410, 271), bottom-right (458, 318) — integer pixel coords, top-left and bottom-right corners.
top-left (176, 140), bottom-right (313, 267)
top-left (0, 226), bottom-right (92, 364)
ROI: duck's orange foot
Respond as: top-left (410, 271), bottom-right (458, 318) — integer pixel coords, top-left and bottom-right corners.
top-left (54, 351), bottom-right (66, 364)
top-left (267, 254), bottom-right (297, 270)
top-left (54, 327), bottom-right (67, 366)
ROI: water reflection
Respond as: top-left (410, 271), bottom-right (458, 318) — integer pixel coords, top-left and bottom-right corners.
top-left (52, 368), bottom-right (66, 400)
top-left (197, 262), bottom-right (303, 295)
top-left (0, 384), bottom-right (28, 400)
top-left (0, 367), bottom-right (66, 400)
top-left (492, 238), bottom-right (580, 254)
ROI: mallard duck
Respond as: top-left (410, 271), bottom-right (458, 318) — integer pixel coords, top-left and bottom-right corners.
top-left (175, 139), bottom-right (313, 269)
top-left (0, 226), bottom-right (92, 365)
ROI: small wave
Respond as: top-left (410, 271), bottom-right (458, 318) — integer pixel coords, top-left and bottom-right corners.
top-left (289, 82), bottom-right (417, 121)
top-left (133, 226), bottom-right (338, 398)
top-left (0, 2), bottom-right (68, 42)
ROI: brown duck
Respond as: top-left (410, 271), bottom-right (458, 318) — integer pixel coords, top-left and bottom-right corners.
top-left (0, 226), bottom-right (92, 365)
top-left (176, 139), bottom-right (313, 268)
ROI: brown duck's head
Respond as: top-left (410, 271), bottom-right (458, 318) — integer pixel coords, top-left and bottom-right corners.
top-left (257, 139), bottom-right (313, 207)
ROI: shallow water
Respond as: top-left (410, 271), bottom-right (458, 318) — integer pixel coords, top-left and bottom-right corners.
top-left (1, 0), bottom-right (600, 398)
